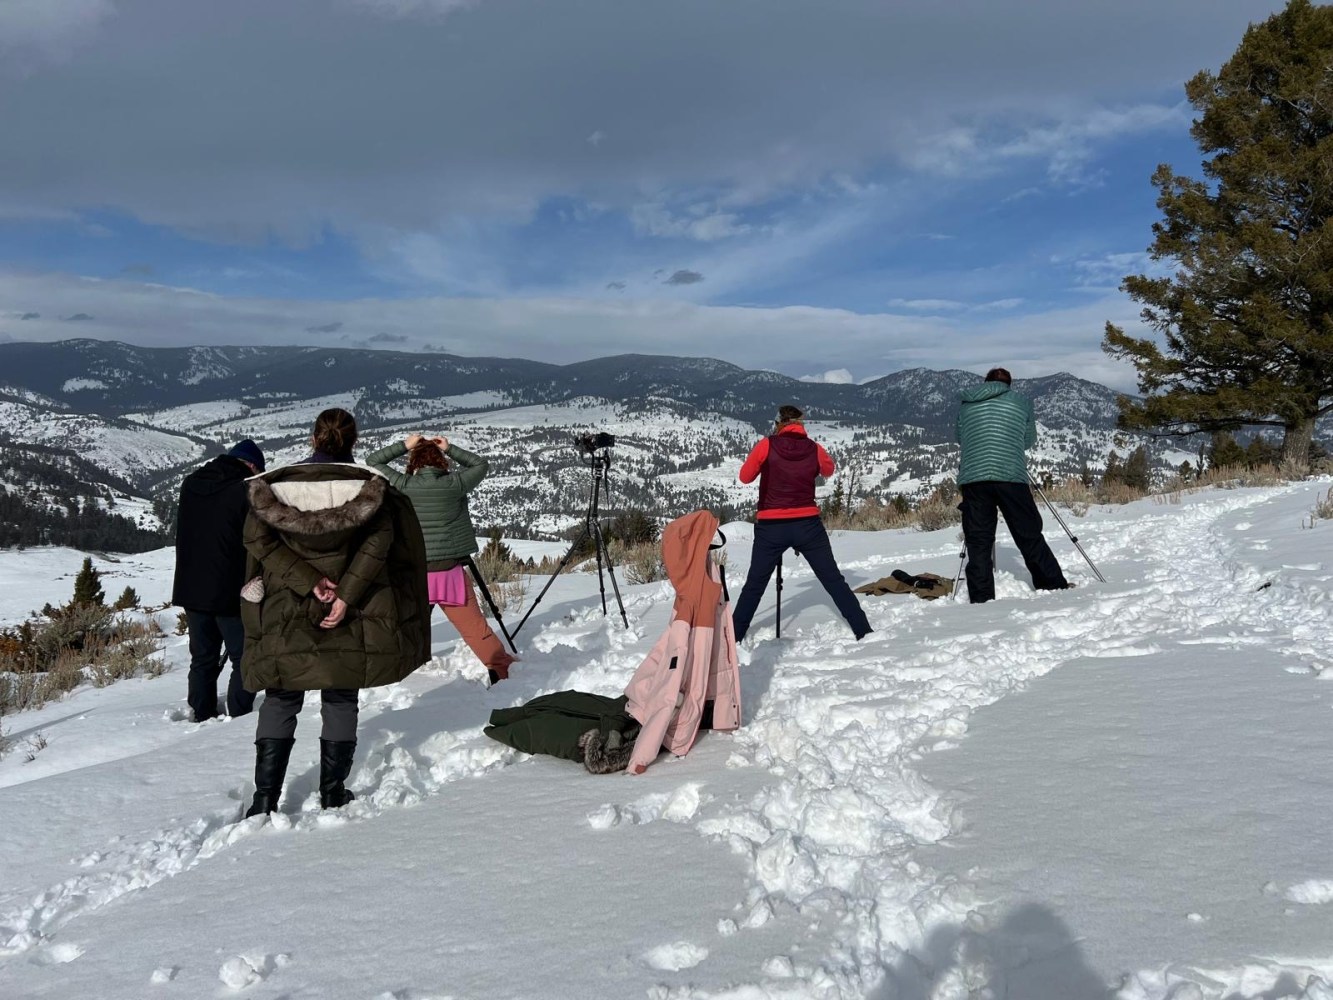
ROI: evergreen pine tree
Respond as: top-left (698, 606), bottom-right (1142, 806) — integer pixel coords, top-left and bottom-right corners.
top-left (1122, 445), bottom-right (1152, 491)
top-left (481, 527), bottom-right (514, 564)
top-left (1103, 451), bottom-right (1123, 486)
top-left (1209, 431), bottom-right (1247, 468)
top-left (72, 557), bottom-right (104, 607)
top-left (1103, 0), bottom-right (1333, 471)
top-left (113, 586), bottom-right (140, 611)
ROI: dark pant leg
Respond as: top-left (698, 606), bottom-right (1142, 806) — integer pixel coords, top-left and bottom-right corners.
top-left (731, 520), bottom-right (793, 642)
top-left (959, 484), bottom-right (999, 604)
top-left (185, 610), bottom-right (225, 721)
top-left (995, 482), bottom-right (1068, 590)
top-left (255, 688), bottom-right (305, 741)
top-left (214, 615), bottom-right (255, 717)
top-left (319, 689), bottom-right (360, 743)
top-left (791, 517), bottom-right (872, 637)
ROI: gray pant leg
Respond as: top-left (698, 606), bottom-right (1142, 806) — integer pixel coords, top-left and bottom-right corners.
top-left (319, 689), bottom-right (359, 743)
top-left (255, 688), bottom-right (305, 740)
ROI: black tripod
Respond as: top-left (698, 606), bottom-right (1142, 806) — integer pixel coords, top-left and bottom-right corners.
top-left (461, 555), bottom-right (519, 654)
top-left (511, 449), bottom-right (628, 638)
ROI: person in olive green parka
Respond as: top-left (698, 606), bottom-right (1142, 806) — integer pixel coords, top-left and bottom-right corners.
top-left (366, 434), bottom-right (517, 683)
top-left (240, 408), bottom-right (430, 820)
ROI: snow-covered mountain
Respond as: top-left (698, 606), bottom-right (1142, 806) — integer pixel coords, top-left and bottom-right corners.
top-left (0, 340), bottom-right (1205, 536)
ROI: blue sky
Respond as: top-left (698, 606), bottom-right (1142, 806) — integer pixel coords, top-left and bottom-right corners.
top-left (0, 0), bottom-right (1287, 389)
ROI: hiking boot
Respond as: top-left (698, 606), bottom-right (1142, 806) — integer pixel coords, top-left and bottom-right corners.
top-left (245, 737), bottom-right (295, 818)
top-left (318, 739), bottom-right (357, 809)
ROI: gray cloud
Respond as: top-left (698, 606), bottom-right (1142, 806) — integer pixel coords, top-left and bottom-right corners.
top-left (368, 332), bottom-right (409, 343)
top-left (305, 321), bottom-right (344, 334)
top-left (20, 312), bottom-right (40, 320)
top-left (0, 0), bottom-right (115, 63)
top-left (0, 0), bottom-right (1282, 242)
top-left (665, 269), bottom-right (704, 286)
top-left (605, 281), bottom-right (626, 291)
top-left (63, 312), bottom-right (94, 321)
top-left (121, 263), bottom-right (154, 276)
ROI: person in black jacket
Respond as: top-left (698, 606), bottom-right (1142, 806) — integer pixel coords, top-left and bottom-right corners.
top-left (172, 439), bottom-right (265, 722)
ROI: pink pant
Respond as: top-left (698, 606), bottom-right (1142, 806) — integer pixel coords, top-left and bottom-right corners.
top-left (437, 576), bottom-right (515, 678)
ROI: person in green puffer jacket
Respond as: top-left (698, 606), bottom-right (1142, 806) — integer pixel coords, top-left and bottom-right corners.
top-left (955, 368), bottom-right (1069, 604)
top-left (366, 434), bottom-right (517, 683)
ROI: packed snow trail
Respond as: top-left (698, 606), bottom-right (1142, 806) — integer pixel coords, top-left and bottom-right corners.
top-left (656, 483), bottom-right (1333, 999)
top-left (0, 482), bottom-right (1330, 998)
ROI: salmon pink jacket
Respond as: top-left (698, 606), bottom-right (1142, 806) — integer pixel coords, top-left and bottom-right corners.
top-left (624, 510), bottom-right (742, 774)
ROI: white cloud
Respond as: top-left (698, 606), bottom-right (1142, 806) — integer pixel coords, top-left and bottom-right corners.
top-left (799, 369), bottom-right (856, 384)
top-left (346, 0), bottom-right (479, 18)
top-left (631, 203), bottom-right (750, 242)
top-left (888, 298), bottom-right (966, 312)
top-left (903, 102), bottom-right (1187, 187)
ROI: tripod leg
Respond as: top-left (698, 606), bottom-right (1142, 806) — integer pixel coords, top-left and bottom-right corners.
top-left (510, 526), bottom-right (593, 639)
top-left (1027, 472), bottom-right (1107, 583)
top-left (952, 547), bottom-right (966, 599)
top-left (594, 529), bottom-right (608, 616)
top-left (463, 556), bottom-right (519, 654)
top-left (592, 520), bottom-right (629, 629)
top-left (775, 555), bottom-right (784, 639)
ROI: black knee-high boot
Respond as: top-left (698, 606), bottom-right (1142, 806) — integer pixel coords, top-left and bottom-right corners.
top-left (245, 737), bottom-right (295, 818)
top-left (319, 739), bottom-right (357, 809)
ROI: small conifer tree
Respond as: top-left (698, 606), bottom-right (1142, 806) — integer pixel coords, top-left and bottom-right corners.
top-left (72, 557), bottom-right (104, 607)
top-left (1209, 432), bottom-right (1247, 468)
top-left (1121, 445), bottom-right (1152, 491)
top-left (113, 586), bottom-right (140, 611)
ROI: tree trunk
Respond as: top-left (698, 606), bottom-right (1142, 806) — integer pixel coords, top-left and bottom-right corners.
top-left (1281, 415), bottom-right (1316, 474)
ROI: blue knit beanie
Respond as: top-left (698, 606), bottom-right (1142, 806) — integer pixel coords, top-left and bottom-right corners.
top-left (227, 439), bottom-right (266, 472)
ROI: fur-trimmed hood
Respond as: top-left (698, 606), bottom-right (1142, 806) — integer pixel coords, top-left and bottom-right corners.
top-left (248, 468), bottom-right (387, 536)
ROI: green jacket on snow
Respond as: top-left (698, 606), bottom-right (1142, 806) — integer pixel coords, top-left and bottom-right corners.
top-left (955, 382), bottom-right (1037, 486)
top-left (484, 691), bottom-right (639, 761)
top-left (365, 440), bottom-right (488, 569)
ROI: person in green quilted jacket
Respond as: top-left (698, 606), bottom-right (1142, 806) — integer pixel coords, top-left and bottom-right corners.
top-left (366, 434), bottom-right (517, 684)
top-left (955, 367), bottom-right (1069, 603)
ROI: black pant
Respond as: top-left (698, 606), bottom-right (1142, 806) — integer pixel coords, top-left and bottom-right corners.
top-left (185, 611), bottom-right (254, 721)
top-left (255, 688), bottom-right (359, 743)
top-left (959, 481), bottom-right (1068, 604)
top-left (731, 516), bottom-right (870, 642)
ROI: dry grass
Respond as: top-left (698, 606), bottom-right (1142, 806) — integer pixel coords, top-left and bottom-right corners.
top-left (0, 607), bottom-right (165, 716)
top-left (488, 575), bottom-right (530, 618)
top-left (1313, 489), bottom-right (1333, 522)
top-left (607, 539), bottom-right (667, 585)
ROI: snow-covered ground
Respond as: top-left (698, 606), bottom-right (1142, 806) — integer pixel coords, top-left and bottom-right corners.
top-left (1, 481), bottom-right (1331, 999)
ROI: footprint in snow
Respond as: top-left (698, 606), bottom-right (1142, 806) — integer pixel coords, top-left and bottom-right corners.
top-left (32, 941), bottom-right (84, 966)
top-left (218, 952), bottom-right (290, 990)
top-left (586, 783), bottom-right (707, 829)
top-left (641, 941), bottom-right (708, 971)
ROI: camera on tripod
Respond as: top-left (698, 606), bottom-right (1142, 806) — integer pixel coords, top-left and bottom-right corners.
top-left (575, 431), bottom-right (616, 454)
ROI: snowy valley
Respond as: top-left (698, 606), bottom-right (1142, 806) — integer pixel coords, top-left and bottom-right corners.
top-left (0, 340), bottom-right (1222, 541)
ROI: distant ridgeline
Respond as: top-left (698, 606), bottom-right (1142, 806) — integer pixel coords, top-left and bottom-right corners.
top-left (0, 340), bottom-right (1324, 551)
top-left (0, 437), bottom-right (169, 552)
